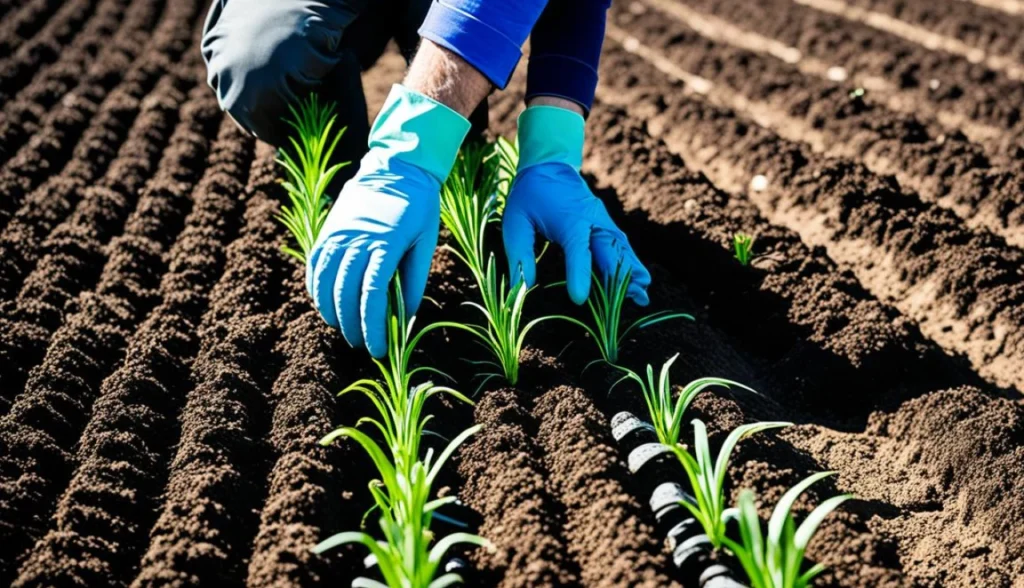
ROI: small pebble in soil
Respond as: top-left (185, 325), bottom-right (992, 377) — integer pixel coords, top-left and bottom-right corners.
top-left (623, 36), bottom-right (640, 52)
top-left (827, 66), bottom-right (848, 82)
top-left (750, 175), bottom-right (769, 192)
top-left (929, 79), bottom-right (941, 91)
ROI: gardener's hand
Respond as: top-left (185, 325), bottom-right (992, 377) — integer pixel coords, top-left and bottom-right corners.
top-left (307, 85), bottom-right (470, 357)
top-left (503, 106), bottom-right (651, 306)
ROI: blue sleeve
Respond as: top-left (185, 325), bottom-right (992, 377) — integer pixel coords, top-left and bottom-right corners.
top-left (418, 0), bottom-right (550, 89)
top-left (526, 0), bottom-right (610, 113)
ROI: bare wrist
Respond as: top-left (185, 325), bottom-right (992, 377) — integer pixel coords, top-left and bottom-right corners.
top-left (403, 39), bottom-right (492, 118)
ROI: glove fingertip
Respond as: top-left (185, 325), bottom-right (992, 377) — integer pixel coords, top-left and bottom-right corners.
top-left (366, 332), bottom-right (388, 359)
top-left (567, 277), bottom-right (591, 306)
top-left (628, 285), bottom-right (650, 307)
top-left (312, 244), bottom-right (342, 328)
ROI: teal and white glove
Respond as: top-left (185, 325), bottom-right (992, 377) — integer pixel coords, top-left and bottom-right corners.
top-left (307, 84), bottom-right (470, 357)
top-left (502, 106), bottom-right (651, 306)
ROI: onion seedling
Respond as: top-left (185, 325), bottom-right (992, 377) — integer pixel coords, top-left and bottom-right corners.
top-left (440, 142), bottom-right (502, 285)
top-left (671, 419), bottom-right (792, 548)
top-left (612, 354), bottom-right (754, 445)
top-left (314, 425), bottom-right (490, 588)
top-left (434, 255), bottom-right (555, 389)
top-left (320, 280), bottom-right (473, 521)
top-left (318, 281), bottom-right (491, 586)
top-left (557, 263), bottom-right (692, 366)
top-left (733, 233), bottom-right (756, 266)
top-left (723, 472), bottom-right (852, 588)
top-left (494, 136), bottom-right (518, 214)
top-left (276, 93), bottom-right (349, 263)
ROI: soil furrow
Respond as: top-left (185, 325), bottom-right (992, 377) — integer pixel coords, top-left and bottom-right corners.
top-left (130, 145), bottom-right (291, 587)
top-left (529, 378), bottom-right (676, 587)
top-left (0, 0), bottom-right (63, 58)
top-left (0, 77), bottom-right (208, 414)
top-left (789, 387), bottom-right (1024, 585)
top-left (0, 0), bottom-right (200, 297)
top-left (456, 383), bottom-right (581, 587)
top-left (632, 0), bottom-right (1015, 163)
top-left (493, 75), bottom-right (979, 426)
top-left (0, 69), bottom-right (187, 302)
top-left (10, 120), bottom-right (253, 588)
top-left (592, 38), bottom-right (1024, 396)
top-left (415, 246), bottom-right (582, 587)
top-left (794, 0), bottom-right (1024, 81)
top-left (0, 0), bottom-right (174, 226)
top-left (0, 0), bottom-right (142, 168)
top-left (243, 272), bottom-right (353, 588)
top-left (0, 0), bottom-right (101, 103)
top-left (0, 80), bottom-right (217, 584)
top-left (613, 3), bottom-right (1024, 249)
top-left (845, 0), bottom-right (1024, 66)
top-left (673, 0), bottom-right (1024, 159)
top-left (964, 0), bottom-right (1024, 15)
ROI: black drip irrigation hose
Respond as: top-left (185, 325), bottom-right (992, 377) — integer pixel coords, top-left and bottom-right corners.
top-left (611, 412), bottom-right (747, 588)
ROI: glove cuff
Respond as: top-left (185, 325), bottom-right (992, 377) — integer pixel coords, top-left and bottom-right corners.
top-left (368, 84), bottom-right (472, 183)
top-left (516, 105), bottom-right (585, 172)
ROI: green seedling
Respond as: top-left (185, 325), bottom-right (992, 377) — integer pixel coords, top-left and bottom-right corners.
top-left (557, 263), bottom-right (692, 366)
top-left (723, 472), bottom-right (852, 588)
top-left (733, 233), bottom-right (756, 266)
top-left (320, 280), bottom-right (473, 522)
top-left (314, 425), bottom-right (490, 588)
top-left (440, 142), bottom-right (502, 285)
top-left (671, 419), bottom-right (792, 548)
top-left (612, 354), bottom-right (754, 446)
top-left (318, 280), bottom-right (490, 586)
top-left (276, 93), bottom-right (349, 263)
top-left (494, 136), bottom-right (519, 213)
top-left (434, 255), bottom-right (555, 389)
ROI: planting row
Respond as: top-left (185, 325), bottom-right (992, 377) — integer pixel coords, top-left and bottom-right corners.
top-left (612, 0), bottom-right (1024, 249)
top-left (0, 0), bottom-right (202, 297)
top-left (0, 50), bottom-right (204, 416)
top-left (10, 119), bottom-right (254, 588)
top-left (0, 71), bottom-right (219, 584)
top-left (0, 0), bottom-right (63, 57)
top-left (589, 37), bottom-right (1024, 396)
top-left (0, 0), bottom-right (100, 102)
top-left (129, 144), bottom-right (283, 587)
top-left (0, 0), bottom-right (134, 166)
top-left (0, 0), bottom-right (180, 230)
top-left (671, 0), bottom-right (1024, 159)
top-left (842, 0), bottom-right (1024, 70)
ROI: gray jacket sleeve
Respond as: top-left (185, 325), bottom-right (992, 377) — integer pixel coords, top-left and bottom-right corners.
top-left (201, 0), bottom-right (367, 146)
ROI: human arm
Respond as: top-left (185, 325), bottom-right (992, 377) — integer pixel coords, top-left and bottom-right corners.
top-left (502, 0), bottom-right (651, 305)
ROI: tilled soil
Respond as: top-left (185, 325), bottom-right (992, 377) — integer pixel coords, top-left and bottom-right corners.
top-left (1, 1), bottom-right (1023, 587)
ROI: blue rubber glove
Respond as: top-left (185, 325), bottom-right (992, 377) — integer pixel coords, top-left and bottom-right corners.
top-left (503, 106), bottom-right (651, 306)
top-left (307, 84), bottom-right (470, 357)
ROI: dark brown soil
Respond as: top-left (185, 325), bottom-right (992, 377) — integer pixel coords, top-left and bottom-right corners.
top-left (1, 2), bottom-right (1023, 587)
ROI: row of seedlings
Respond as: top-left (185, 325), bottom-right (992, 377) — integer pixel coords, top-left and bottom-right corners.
top-left (275, 96), bottom-right (490, 587)
top-left (475, 95), bottom-right (855, 586)
top-left (276, 90), bottom-right (850, 586)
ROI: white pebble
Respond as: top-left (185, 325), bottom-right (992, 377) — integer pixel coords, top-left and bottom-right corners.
top-left (826, 66), bottom-right (848, 82)
top-left (928, 78), bottom-right (941, 91)
top-left (750, 175), bottom-right (769, 192)
top-left (623, 36), bottom-right (640, 52)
